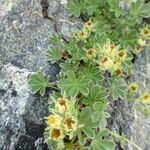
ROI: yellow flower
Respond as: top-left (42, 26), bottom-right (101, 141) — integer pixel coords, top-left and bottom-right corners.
top-left (99, 57), bottom-right (114, 70)
top-left (84, 19), bottom-right (94, 31)
top-left (49, 128), bottom-right (64, 141)
top-left (55, 98), bottom-right (70, 113)
top-left (46, 114), bottom-right (62, 129)
top-left (102, 41), bottom-right (118, 58)
top-left (106, 44), bottom-right (118, 58)
top-left (134, 47), bottom-right (142, 54)
top-left (86, 48), bottom-right (96, 59)
top-left (117, 50), bottom-right (127, 61)
top-left (76, 31), bottom-right (88, 40)
top-left (63, 116), bottom-right (77, 132)
top-left (140, 28), bottom-right (150, 38)
top-left (137, 37), bottom-right (146, 46)
top-left (114, 69), bottom-right (122, 77)
top-left (111, 61), bottom-right (121, 71)
top-left (140, 93), bottom-right (150, 104)
top-left (128, 83), bottom-right (139, 92)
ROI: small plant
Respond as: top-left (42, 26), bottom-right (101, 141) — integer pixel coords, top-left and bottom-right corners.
top-left (28, 0), bottom-right (150, 149)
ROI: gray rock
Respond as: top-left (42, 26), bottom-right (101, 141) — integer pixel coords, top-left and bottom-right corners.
top-left (130, 46), bottom-right (150, 150)
top-left (0, 63), bottom-right (48, 150)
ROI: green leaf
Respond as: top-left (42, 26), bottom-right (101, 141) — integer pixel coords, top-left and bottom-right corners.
top-left (98, 129), bottom-right (110, 138)
top-left (67, 1), bottom-right (83, 17)
top-left (50, 34), bottom-right (61, 45)
top-left (99, 140), bottom-right (115, 150)
top-left (79, 63), bottom-right (103, 84)
top-left (83, 85), bottom-right (108, 105)
top-left (47, 45), bottom-right (62, 63)
top-left (79, 107), bottom-right (99, 128)
top-left (107, 0), bottom-right (121, 17)
top-left (129, 1), bottom-right (150, 23)
top-left (79, 107), bottom-right (92, 123)
top-left (78, 131), bottom-right (85, 145)
top-left (108, 78), bottom-right (127, 100)
top-left (78, 107), bottom-right (97, 139)
top-left (121, 31), bottom-right (138, 48)
top-left (83, 0), bottom-right (100, 15)
top-left (58, 71), bottom-right (89, 98)
top-left (82, 127), bottom-right (95, 139)
top-left (90, 132), bottom-right (115, 150)
top-left (60, 61), bottom-right (79, 75)
top-left (91, 101), bottom-right (109, 128)
top-left (28, 71), bottom-right (49, 96)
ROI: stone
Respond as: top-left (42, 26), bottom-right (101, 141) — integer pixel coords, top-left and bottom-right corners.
top-left (130, 46), bottom-right (150, 150)
top-left (0, 63), bottom-right (48, 150)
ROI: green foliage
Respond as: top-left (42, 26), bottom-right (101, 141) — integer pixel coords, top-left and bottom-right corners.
top-left (47, 45), bottom-right (62, 63)
top-left (92, 101), bottom-right (110, 128)
top-left (28, 71), bottom-right (49, 96)
top-left (83, 85), bottom-right (108, 106)
top-left (67, 0), bottom-right (83, 17)
top-left (90, 130), bottom-right (115, 150)
top-left (107, 0), bottom-right (121, 17)
top-left (129, 1), bottom-right (150, 23)
top-left (58, 71), bottom-right (89, 98)
top-left (28, 0), bottom-right (150, 149)
top-left (78, 107), bottom-right (98, 139)
top-left (79, 63), bottom-right (103, 84)
top-left (108, 78), bottom-right (127, 100)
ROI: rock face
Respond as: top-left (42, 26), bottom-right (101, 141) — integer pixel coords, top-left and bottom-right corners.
top-left (0, 0), bottom-right (150, 150)
top-left (0, 64), bottom-right (48, 150)
top-left (130, 47), bottom-right (150, 150)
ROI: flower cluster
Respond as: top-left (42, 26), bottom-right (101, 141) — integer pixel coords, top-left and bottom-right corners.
top-left (75, 19), bottom-right (94, 40)
top-left (45, 98), bottom-right (78, 147)
top-left (98, 40), bottom-right (127, 76)
top-left (128, 82), bottom-right (150, 105)
top-left (135, 27), bottom-right (150, 54)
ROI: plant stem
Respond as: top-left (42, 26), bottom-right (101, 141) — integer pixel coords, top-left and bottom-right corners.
top-left (47, 83), bottom-right (60, 90)
top-left (109, 131), bottom-right (142, 150)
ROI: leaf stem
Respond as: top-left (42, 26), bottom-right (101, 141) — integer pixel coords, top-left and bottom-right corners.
top-left (47, 83), bottom-right (60, 90)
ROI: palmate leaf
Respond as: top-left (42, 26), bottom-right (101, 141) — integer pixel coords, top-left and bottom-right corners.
top-left (83, 0), bottom-right (100, 15)
top-left (28, 71), bottom-right (49, 96)
top-left (107, 0), bottom-right (121, 17)
top-left (78, 107), bottom-right (99, 139)
top-left (83, 85), bottom-right (108, 105)
top-left (121, 31), bottom-right (138, 48)
top-left (67, 0), bottom-right (83, 17)
top-left (90, 139), bottom-right (115, 150)
top-left (58, 71), bottom-right (89, 98)
top-left (59, 61), bottom-right (79, 76)
top-left (91, 101), bottom-right (110, 128)
top-left (129, 1), bottom-right (150, 23)
top-left (90, 130), bottom-right (115, 150)
top-left (50, 34), bottom-right (61, 45)
top-left (108, 78), bottom-right (127, 100)
top-left (82, 127), bottom-right (95, 139)
top-left (79, 63), bottom-right (103, 84)
top-left (47, 45), bottom-right (62, 63)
